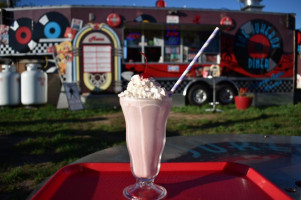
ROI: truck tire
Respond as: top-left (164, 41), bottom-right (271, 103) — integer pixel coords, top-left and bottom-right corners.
top-left (217, 84), bottom-right (237, 104)
top-left (187, 84), bottom-right (210, 106)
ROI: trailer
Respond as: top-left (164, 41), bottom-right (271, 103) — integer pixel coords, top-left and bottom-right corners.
top-left (0, 1), bottom-right (300, 106)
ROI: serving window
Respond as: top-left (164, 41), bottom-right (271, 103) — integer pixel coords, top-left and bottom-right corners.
top-left (184, 31), bottom-right (220, 64)
top-left (144, 30), bottom-right (163, 62)
top-left (124, 28), bottom-right (220, 64)
top-left (124, 30), bottom-right (142, 62)
top-left (164, 28), bottom-right (181, 62)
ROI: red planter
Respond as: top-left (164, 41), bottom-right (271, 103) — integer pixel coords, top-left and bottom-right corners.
top-left (234, 96), bottom-right (253, 110)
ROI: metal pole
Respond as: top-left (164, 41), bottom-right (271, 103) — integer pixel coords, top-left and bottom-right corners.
top-left (212, 77), bottom-right (216, 112)
top-left (205, 76), bottom-right (223, 113)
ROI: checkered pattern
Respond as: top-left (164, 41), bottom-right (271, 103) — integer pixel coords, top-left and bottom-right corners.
top-left (122, 79), bottom-right (189, 94)
top-left (122, 78), bottom-right (293, 95)
top-left (158, 79), bottom-right (190, 94)
top-left (0, 45), bottom-right (15, 55)
top-left (0, 42), bottom-right (59, 55)
top-left (233, 79), bottom-right (293, 93)
top-left (33, 43), bottom-right (58, 54)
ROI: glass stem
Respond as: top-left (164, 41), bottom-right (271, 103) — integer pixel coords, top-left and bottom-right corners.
top-left (136, 178), bottom-right (155, 187)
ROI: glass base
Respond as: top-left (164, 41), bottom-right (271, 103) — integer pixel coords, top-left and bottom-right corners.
top-left (123, 179), bottom-right (167, 200)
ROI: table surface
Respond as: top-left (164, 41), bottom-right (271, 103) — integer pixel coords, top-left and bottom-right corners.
top-left (29, 134), bottom-right (301, 199)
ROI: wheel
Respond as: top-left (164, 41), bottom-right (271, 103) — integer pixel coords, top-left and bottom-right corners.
top-left (217, 84), bottom-right (237, 104)
top-left (187, 84), bottom-right (210, 106)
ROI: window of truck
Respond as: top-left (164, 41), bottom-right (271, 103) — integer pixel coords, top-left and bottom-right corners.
top-left (124, 29), bottom-right (220, 64)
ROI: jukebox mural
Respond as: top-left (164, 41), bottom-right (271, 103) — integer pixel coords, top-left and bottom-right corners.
top-left (72, 23), bottom-right (121, 93)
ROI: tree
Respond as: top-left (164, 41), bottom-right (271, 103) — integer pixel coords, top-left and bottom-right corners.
top-left (0, 0), bottom-right (21, 8)
top-left (0, 0), bottom-right (7, 8)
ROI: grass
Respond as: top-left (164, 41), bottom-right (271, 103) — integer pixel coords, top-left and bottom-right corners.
top-left (170, 104), bottom-right (301, 135)
top-left (0, 103), bottom-right (300, 199)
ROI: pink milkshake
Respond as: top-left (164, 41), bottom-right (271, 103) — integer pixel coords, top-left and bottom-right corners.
top-left (119, 74), bottom-right (172, 199)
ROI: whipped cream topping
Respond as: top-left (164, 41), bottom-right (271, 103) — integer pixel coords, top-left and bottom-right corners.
top-left (118, 74), bottom-right (168, 100)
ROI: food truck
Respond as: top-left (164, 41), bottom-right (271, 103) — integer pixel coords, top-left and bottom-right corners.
top-left (0, 0), bottom-right (300, 106)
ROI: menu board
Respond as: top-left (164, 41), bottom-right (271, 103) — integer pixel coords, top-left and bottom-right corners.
top-left (83, 45), bottom-right (111, 73)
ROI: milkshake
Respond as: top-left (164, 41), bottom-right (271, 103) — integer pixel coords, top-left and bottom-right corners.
top-left (119, 74), bottom-right (172, 199)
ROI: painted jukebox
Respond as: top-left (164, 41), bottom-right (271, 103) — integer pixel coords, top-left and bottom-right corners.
top-left (72, 23), bottom-right (122, 94)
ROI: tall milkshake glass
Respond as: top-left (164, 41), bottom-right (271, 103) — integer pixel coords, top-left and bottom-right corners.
top-left (120, 96), bottom-right (172, 200)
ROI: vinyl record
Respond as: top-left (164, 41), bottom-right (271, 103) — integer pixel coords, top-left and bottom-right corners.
top-left (37, 12), bottom-right (70, 39)
top-left (8, 18), bottom-right (38, 53)
top-left (135, 14), bottom-right (157, 23)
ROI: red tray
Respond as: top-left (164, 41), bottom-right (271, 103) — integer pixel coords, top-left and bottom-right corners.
top-left (31, 162), bottom-right (292, 200)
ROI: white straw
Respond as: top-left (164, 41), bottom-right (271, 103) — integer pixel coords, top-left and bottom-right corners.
top-left (170, 27), bottom-right (220, 93)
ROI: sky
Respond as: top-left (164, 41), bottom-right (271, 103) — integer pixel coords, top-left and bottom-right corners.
top-left (19, 0), bottom-right (301, 29)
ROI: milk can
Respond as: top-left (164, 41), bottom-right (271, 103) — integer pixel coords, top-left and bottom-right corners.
top-left (0, 65), bottom-right (21, 106)
top-left (21, 64), bottom-right (48, 105)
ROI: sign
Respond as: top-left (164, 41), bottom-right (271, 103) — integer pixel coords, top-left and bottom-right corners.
top-left (220, 16), bottom-right (233, 26)
top-left (55, 41), bottom-right (73, 75)
top-left (56, 83), bottom-right (84, 111)
top-left (234, 19), bottom-right (283, 75)
top-left (107, 13), bottom-right (121, 27)
top-left (71, 18), bottom-right (83, 30)
top-left (83, 32), bottom-right (110, 44)
top-left (64, 83), bottom-right (84, 111)
top-left (166, 15), bottom-right (179, 24)
top-left (0, 24), bottom-right (9, 45)
top-left (64, 27), bottom-right (77, 40)
top-left (165, 29), bottom-right (180, 45)
top-left (168, 65), bottom-right (179, 72)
